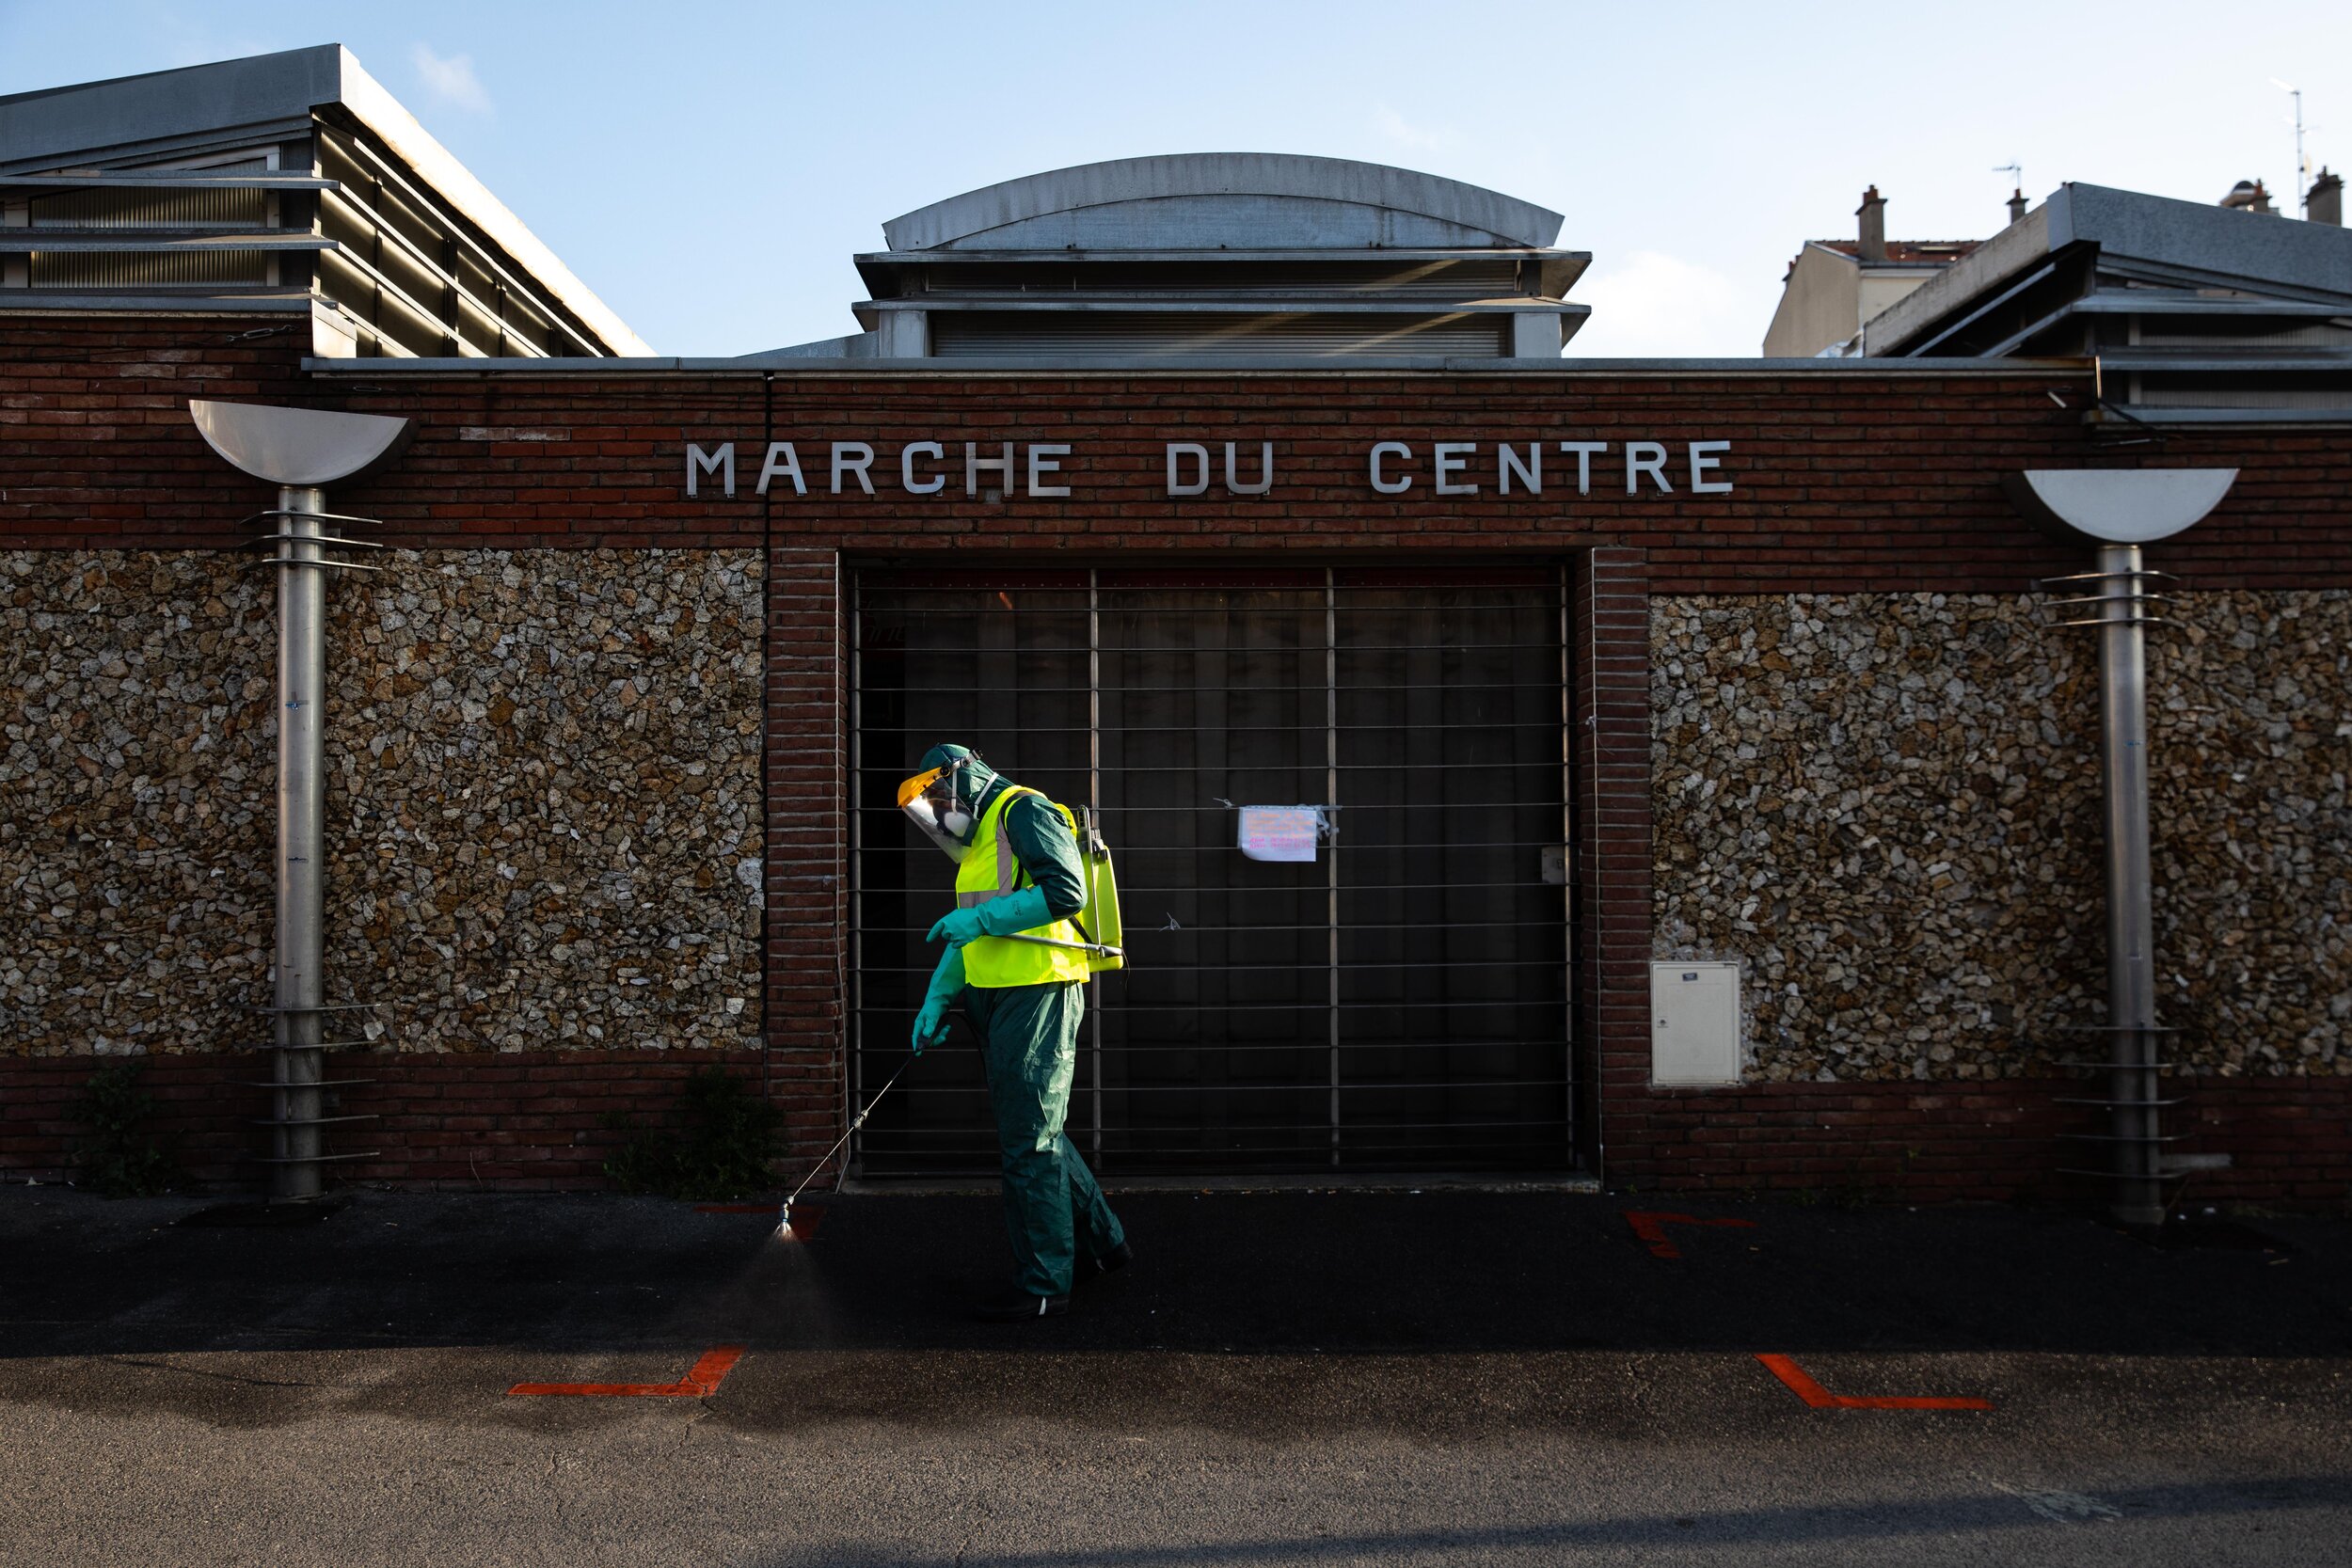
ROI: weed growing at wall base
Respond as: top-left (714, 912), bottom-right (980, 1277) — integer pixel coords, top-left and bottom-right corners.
top-left (73, 1061), bottom-right (178, 1197)
top-left (604, 1067), bottom-right (782, 1200)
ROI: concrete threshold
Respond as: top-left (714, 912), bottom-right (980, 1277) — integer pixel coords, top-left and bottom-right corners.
top-left (837, 1171), bottom-right (1601, 1197)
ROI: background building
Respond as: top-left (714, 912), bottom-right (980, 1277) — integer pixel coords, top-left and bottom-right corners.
top-left (761, 154), bottom-right (1589, 361)
top-left (1862, 176), bottom-right (2352, 425)
top-left (0, 46), bottom-right (646, 359)
top-left (1769, 172), bottom-right (2352, 426)
top-left (1761, 185), bottom-right (1981, 357)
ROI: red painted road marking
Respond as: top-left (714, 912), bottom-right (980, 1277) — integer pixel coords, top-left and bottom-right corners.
top-left (1755, 1354), bottom-right (1993, 1411)
top-left (509, 1345), bottom-right (746, 1399)
top-left (1625, 1211), bottom-right (1757, 1259)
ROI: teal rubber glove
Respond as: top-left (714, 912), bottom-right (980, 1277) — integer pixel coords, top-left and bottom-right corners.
top-left (976, 885), bottom-right (1053, 938)
top-left (912, 946), bottom-right (965, 1053)
top-left (927, 906), bottom-right (987, 947)
top-left (927, 887), bottom-right (1056, 947)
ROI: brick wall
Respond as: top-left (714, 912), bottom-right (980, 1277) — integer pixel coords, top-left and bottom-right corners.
top-left (1606, 1076), bottom-right (2352, 1210)
top-left (764, 546), bottom-right (847, 1173)
top-left (10, 1047), bottom-right (2334, 1202)
top-left (1570, 547), bottom-right (1654, 1173)
top-left (0, 1049), bottom-right (766, 1189)
top-left (11, 325), bottom-right (2352, 593)
top-left (8, 311), bottom-right (2352, 1206)
top-left (0, 315), bottom-right (311, 549)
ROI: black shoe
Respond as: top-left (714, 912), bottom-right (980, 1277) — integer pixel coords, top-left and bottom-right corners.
top-left (1080, 1241), bottom-right (1134, 1284)
top-left (973, 1289), bottom-right (1070, 1323)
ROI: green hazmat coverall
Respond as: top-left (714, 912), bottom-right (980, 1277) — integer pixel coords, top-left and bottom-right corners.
top-left (911, 744), bottom-right (1125, 1300)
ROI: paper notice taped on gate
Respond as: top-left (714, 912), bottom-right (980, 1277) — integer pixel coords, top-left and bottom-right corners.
top-left (1238, 805), bottom-right (1321, 863)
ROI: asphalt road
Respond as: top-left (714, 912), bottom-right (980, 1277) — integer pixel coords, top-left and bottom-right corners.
top-left (2, 1184), bottom-right (2346, 1566)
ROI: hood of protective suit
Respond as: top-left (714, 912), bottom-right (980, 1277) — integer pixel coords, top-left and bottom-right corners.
top-left (898, 743), bottom-right (1001, 864)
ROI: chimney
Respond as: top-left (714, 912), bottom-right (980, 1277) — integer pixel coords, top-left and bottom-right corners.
top-left (2311, 167), bottom-right (2344, 226)
top-left (2008, 187), bottom-right (2028, 225)
top-left (1856, 185), bottom-right (1887, 262)
top-left (2221, 179), bottom-right (2275, 214)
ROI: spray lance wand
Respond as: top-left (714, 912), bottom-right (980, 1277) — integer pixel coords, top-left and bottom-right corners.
top-left (775, 1049), bottom-right (920, 1238)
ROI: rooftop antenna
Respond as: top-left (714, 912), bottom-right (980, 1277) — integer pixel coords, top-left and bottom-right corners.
top-left (1994, 163), bottom-right (2025, 223)
top-left (2271, 80), bottom-right (2307, 214)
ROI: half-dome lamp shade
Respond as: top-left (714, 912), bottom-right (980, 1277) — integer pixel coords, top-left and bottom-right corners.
top-left (2000, 468), bottom-right (2236, 547)
top-left (189, 399), bottom-right (414, 488)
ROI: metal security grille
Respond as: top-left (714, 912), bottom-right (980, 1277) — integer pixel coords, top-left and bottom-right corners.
top-left (850, 567), bottom-right (1574, 1175)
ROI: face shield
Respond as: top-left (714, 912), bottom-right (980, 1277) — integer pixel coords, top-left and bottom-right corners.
top-left (898, 762), bottom-right (979, 864)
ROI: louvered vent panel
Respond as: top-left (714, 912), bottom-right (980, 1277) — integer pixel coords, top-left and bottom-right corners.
top-left (931, 311), bottom-right (1505, 358)
top-left (29, 186), bottom-right (269, 229)
top-left (29, 250), bottom-right (272, 287)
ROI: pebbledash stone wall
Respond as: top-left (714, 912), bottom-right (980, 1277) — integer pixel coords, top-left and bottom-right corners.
top-left (2, 547), bottom-right (764, 1058)
top-left (1652, 590), bottom-right (2352, 1084)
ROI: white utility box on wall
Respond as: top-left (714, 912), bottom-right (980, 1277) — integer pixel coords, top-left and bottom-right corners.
top-left (1650, 961), bottom-right (1741, 1085)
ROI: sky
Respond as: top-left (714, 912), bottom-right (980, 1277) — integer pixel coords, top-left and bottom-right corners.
top-left (4, 1), bottom-right (2346, 357)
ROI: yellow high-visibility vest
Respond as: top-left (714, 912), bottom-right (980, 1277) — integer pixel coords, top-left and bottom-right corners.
top-left (954, 786), bottom-right (1091, 988)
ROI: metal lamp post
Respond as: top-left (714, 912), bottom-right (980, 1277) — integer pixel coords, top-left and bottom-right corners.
top-left (2003, 467), bottom-right (2236, 1227)
top-left (190, 400), bottom-right (411, 1200)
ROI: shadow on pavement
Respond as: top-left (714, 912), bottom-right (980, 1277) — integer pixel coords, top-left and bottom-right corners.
top-left (2, 1185), bottom-right (2345, 1363)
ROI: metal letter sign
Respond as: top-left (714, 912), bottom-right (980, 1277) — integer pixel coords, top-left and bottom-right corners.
top-left (680, 437), bottom-right (1737, 499)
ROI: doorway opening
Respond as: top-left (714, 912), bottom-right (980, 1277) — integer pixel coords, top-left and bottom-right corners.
top-left (850, 564), bottom-right (1575, 1175)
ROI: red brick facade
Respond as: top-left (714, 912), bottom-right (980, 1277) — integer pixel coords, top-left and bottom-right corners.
top-left (12, 316), bottom-right (2350, 589)
top-left (764, 546), bottom-right (849, 1164)
top-left (7, 312), bottom-right (2350, 1206)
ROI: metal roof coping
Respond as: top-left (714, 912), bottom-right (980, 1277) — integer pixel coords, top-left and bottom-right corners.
top-left (300, 354), bottom-right (2096, 377)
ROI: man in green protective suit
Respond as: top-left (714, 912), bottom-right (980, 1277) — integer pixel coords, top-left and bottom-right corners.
top-left (898, 742), bottom-right (1129, 1322)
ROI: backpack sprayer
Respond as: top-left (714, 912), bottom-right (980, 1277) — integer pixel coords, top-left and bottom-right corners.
top-left (1002, 804), bottom-right (1124, 971)
top-left (775, 802), bottom-right (1124, 1237)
